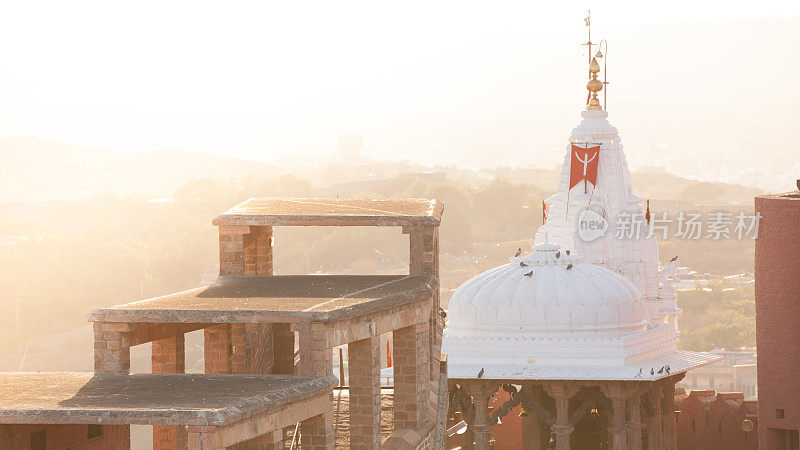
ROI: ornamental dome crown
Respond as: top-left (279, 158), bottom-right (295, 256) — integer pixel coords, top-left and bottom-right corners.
top-left (446, 242), bottom-right (646, 334)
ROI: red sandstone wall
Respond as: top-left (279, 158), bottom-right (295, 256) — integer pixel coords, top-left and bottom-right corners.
top-left (676, 390), bottom-right (758, 450)
top-left (755, 194), bottom-right (800, 449)
top-left (5, 424), bottom-right (130, 450)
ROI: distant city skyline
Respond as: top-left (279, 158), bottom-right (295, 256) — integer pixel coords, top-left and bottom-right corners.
top-left (0, 2), bottom-right (798, 190)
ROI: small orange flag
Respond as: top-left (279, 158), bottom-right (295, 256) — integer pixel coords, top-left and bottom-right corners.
top-left (387, 341), bottom-right (392, 367)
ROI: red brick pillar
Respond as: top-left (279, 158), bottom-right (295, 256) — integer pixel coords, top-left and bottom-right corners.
top-left (298, 323), bottom-right (333, 377)
top-left (230, 323), bottom-right (248, 374)
top-left (93, 322), bottom-right (132, 374)
top-left (219, 226), bottom-right (249, 276)
top-left (220, 225), bottom-right (273, 277)
top-left (152, 333), bottom-right (185, 373)
top-left (301, 410), bottom-right (334, 450)
top-left (409, 224), bottom-right (441, 387)
top-left (244, 226), bottom-right (273, 276)
top-left (204, 324), bottom-right (232, 374)
top-left (348, 336), bottom-right (381, 449)
top-left (272, 323), bottom-right (295, 374)
top-left (393, 322), bottom-right (430, 430)
top-left (152, 331), bottom-right (187, 449)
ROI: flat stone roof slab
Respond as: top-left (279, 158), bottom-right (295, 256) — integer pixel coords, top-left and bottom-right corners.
top-left (0, 372), bottom-right (337, 426)
top-left (212, 198), bottom-right (443, 226)
top-left (89, 275), bottom-right (437, 323)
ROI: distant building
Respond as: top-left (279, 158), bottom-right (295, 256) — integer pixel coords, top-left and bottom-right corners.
top-left (678, 348), bottom-right (758, 399)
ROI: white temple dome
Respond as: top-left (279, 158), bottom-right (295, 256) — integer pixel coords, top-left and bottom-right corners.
top-left (446, 243), bottom-right (646, 334)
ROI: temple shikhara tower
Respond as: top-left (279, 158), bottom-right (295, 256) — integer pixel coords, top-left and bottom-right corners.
top-left (443, 22), bottom-right (720, 450)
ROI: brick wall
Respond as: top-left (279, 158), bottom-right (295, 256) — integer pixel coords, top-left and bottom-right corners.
top-left (755, 194), bottom-right (800, 449)
top-left (676, 390), bottom-right (758, 450)
top-left (2, 424), bottom-right (130, 450)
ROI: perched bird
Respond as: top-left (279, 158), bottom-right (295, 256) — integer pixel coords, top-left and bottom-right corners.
top-left (635, 368), bottom-right (642, 377)
top-left (520, 261), bottom-right (528, 267)
top-left (670, 256), bottom-right (678, 262)
top-left (524, 270), bottom-right (533, 277)
top-left (657, 366), bottom-right (664, 374)
top-left (478, 368), bottom-right (485, 379)
top-left (439, 308), bottom-right (447, 320)
top-left (797, 179), bottom-right (800, 192)
top-left (565, 250), bottom-right (570, 255)
top-left (665, 365), bottom-right (671, 374)
top-left (502, 384), bottom-right (518, 395)
top-left (514, 248), bottom-right (522, 257)
top-left (650, 368), bottom-right (655, 376)
top-left (555, 251), bottom-right (561, 258)
top-left (566, 264), bottom-right (573, 270)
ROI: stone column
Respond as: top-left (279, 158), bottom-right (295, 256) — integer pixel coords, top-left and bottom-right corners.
top-left (152, 331), bottom-right (187, 450)
top-left (272, 323), bottom-right (295, 374)
top-left (545, 382), bottom-right (580, 450)
top-left (393, 322), bottom-right (430, 430)
top-left (627, 392), bottom-right (643, 450)
top-left (648, 385), bottom-right (663, 450)
top-left (662, 380), bottom-right (678, 450)
top-left (464, 381), bottom-right (496, 450)
top-left (301, 410), bottom-right (335, 450)
top-left (348, 336), bottom-right (381, 449)
top-left (522, 384), bottom-right (545, 450)
top-left (601, 381), bottom-right (629, 450)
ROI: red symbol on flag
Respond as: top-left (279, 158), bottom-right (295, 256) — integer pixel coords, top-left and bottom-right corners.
top-left (569, 144), bottom-right (601, 190)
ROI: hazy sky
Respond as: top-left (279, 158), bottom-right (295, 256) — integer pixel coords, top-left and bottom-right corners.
top-left (0, 1), bottom-right (798, 172)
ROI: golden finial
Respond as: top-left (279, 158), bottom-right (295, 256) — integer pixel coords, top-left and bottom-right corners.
top-left (581, 11), bottom-right (609, 111)
top-left (586, 57), bottom-right (603, 110)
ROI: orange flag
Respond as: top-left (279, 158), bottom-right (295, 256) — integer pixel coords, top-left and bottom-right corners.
top-left (569, 144), bottom-right (601, 190)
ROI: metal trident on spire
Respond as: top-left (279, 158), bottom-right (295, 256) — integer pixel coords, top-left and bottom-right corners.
top-left (582, 10), bottom-right (593, 80)
top-left (581, 11), bottom-right (609, 110)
